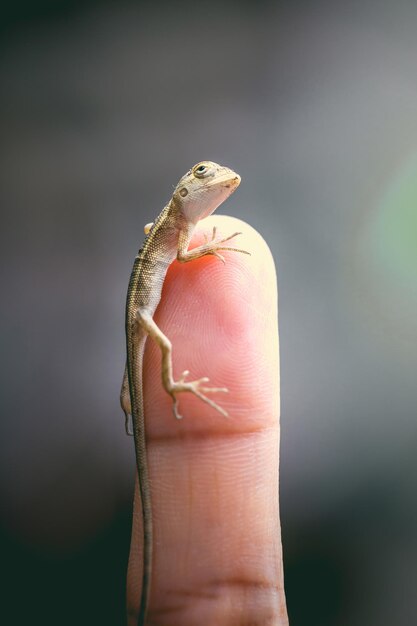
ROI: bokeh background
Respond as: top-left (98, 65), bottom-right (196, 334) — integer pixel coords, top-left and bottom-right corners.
top-left (1, 1), bottom-right (417, 624)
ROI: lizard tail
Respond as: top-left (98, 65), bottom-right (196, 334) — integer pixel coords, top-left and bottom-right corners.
top-left (127, 334), bottom-right (152, 626)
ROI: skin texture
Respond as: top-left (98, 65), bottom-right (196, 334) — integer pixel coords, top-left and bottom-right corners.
top-left (126, 215), bottom-right (288, 626)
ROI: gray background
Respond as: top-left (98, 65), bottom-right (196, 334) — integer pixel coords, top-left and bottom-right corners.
top-left (1, 1), bottom-right (416, 624)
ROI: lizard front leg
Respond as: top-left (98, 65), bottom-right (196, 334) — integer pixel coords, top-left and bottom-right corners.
top-left (136, 308), bottom-right (228, 419)
top-left (177, 226), bottom-right (250, 264)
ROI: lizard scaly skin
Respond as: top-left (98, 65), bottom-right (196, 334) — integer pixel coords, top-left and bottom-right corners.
top-left (121, 161), bottom-right (247, 625)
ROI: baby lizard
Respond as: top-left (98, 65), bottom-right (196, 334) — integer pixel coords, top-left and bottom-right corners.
top-left (121, 161), bottom-right (248, 625)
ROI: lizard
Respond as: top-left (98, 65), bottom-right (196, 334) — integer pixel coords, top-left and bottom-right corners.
top-left (121, 160), bottom-right (248, 625)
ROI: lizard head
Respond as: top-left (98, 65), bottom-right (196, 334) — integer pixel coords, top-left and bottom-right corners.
top-left (173, 161), bottom-right (241, 224)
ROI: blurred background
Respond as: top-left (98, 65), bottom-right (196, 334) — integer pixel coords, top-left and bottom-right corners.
top-left (1, 1), bottom-right (417, 624)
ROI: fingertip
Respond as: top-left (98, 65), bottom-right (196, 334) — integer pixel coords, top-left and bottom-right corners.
top-left (145, 214), bottom-right (279, 434)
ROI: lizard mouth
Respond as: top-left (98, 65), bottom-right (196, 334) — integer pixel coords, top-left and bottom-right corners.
top-left (209, 172), bottom-right (241, 192)
top-left (223, 174), bottom-right (241, 190)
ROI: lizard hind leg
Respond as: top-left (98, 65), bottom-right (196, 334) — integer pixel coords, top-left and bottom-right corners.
top-left (136, 309), bottom-right (229, 420)
top-left (120, 365), bottom-right (133, 435)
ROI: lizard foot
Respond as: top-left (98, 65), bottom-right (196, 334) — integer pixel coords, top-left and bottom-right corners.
top-left (168, 370), bottom-right (229, 419)
top-left (120, 371), bottom-right (134, 436)
top-left (204, 227), bottom-right (251, 264)
top-left (124, 412), bottom-right (134, 436)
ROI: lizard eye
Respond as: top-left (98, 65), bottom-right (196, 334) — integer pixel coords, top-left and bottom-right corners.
top-left (193, 163), bottom-right (210, 178)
